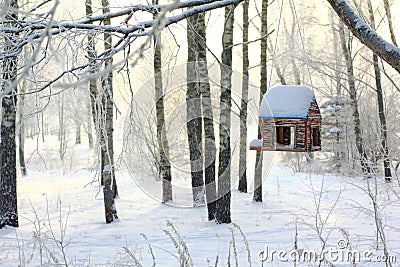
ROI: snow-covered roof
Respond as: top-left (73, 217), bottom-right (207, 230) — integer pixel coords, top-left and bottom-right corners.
top-left (259, 85), bottom-right (316, 119)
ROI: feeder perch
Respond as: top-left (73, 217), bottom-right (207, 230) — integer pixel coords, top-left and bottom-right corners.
top-left (250, 85), bottom-right (321, 152)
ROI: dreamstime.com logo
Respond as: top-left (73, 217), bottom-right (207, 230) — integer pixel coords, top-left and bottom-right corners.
top-left (257, 239), bottom-right (397, 264)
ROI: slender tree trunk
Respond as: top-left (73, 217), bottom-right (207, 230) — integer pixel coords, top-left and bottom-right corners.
top-left (238, 0), bottom-right (249, 193)
top-left (382, 0), bottom-right (397, 47)
top-left (41, 112), bottom-right (45, 143)
top-left (367, 0), bottom-right (391, 182)
top-left (331, 13), bottom-right (343, 173)
top-left (216, 5), bottom-right (234, 224)
top-left (338, 21), bottom-right (371, 177)
top-left (254, 0), bottom-right (269, 203)
top-left (101, 0), bottom-right (118, 223)
top-left (187, 14), bottom-right (205, 207)
top-left (17, 72), bottom-right (27, 176)
top-left (196, 14), bottom-right (217, 219)
top-left (87, 100), bottom-right (94, 149)
top-left (85, 0), bottom-right (98, 147)
top-left (59, 95), bottom-right (66, 160)
top-left (0, 0), bottom-right (19, 228)
top-left (153, 0), bottom-right (173, 203)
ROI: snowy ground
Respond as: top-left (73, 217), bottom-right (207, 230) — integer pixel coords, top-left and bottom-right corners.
top-left (1, 133), bottom-right (400, 266)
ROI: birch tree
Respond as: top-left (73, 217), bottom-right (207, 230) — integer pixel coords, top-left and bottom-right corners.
top-left (367, 0), bottom-right (392, 182)
top-left (338, 21), bottom-right (371, 177)
top-left (254, 0), bottom-right (269, 203)
top-left (153, 0), bottom-right (173, 203)
top-left (382, 0), bottom-right (397, 47)
top-left (238, 0), bottom-right (249, 193)
top-left (100, 0), bottom-right (118, 223)
top-left (216, 4), bottom-right (234, 224)
top-left (186, 14), bottom-right (205, 207)
top-left (327, 0), bottom-right (400, 74)
top-left (196, 17), bottom-right (217, 220)
top-left (186, 11), bottom-right (217, 217)
top-left (0, 0), bottom-right (19, 228)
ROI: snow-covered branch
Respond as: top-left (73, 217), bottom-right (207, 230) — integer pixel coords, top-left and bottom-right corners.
top-left (327, 0), bottom-right (400, 74)
top-left (0, 0), bottom-right (242, 61)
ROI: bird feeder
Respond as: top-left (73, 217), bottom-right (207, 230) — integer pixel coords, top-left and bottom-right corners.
top-left (250, 85), bottom-right (321, 152)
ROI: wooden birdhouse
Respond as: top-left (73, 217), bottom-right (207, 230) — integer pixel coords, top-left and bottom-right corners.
top-left (250, 85), bottom-right (321, 152)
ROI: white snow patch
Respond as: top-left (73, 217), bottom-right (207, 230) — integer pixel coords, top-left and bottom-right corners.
top-left (250, 139), bottom-right (262, 148)
top-left (329, 127), bottom-right (341, 133)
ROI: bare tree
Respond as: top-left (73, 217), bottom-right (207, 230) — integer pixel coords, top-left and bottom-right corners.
top-left (327, 0), bottom-right (400, 74)
top-left (85, 0), bottom-right (97, 150)
top-left (100, 0), bottom-right (118, 223)
top-left (0, 0), bottom-right (19, 228)
top-left (382, 0), bottom-right (397, 47)
top-left (216, 4), bottom-right (234, 224)
top-left (186, 14), bottom-right (205, 207)
top-left (254, 0), bottom-right (269, 203)
top-left (338, 20), bottom-right (371, 177)
top-left (152, 0), bottom-right (173, 203)
top-left (367, 0), bottom-right (392, 182)
top-left (238, 0), bottom-right (249, 193)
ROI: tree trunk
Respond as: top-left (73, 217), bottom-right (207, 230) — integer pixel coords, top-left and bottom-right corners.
top-left (59, 95), bottom-right (66, 161)
top-left (238, 0), bottom-right (249, 193)
top-left (338, 21), bottom-right (371, 177)
top-left (85, 0), bottom-right (98, 150)
top-left (254, 0), bottom-right (269, 203)
top-left (196, 13), bottom-right (217, 220)
top-left (216, 5), bottom-right (234, 224)
top-left (87, 100), bottom-right (94, 149)
top-left (101, 0), bottom-right (118, 223)
top-left (331, 13), bottom-right (344, 173)
top-left (153, 0), bottom-right (173, 203)
top-left (367, 0), bottom-right (391, 182)
top-left (187, 14), bottom-right (205, 207)
top-left (382, 0), bottom-right (397, 47)
top-left (17, 70), bottom-right (27, 177)
top-left (0, 0), bottom-right (19, 229)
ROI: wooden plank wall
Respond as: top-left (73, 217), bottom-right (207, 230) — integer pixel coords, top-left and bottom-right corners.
top-left (262, 119), bottom-right (274, 148)
top-left (295, 124), bottom-right (305, 149)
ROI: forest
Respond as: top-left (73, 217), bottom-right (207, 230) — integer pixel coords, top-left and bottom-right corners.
top-left (0, 0), bottom-right (399, 265)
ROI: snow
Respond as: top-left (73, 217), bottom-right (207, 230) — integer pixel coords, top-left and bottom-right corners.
top-left (1, 134), bottom-right (400, 266)
top-left (259, 85), bottom-right (316, 119)
top-left (330, 127), bottom-right (341, 133)
top-left (250, 139), bottom-right (262, 148)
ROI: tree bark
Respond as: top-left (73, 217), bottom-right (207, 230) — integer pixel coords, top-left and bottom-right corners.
top-left (331, 13), bottom-right (344, 172)
top-left (153, 0), bottom-right (173, 203)
top-left (0, 0), bottom-right (19, 229)
top-left (367, 0), bottom-right (391, 182)
top-left (238, 0), bottom-right (249, 193)
top-left (101, 0), bottom-right (118, 223)
top-left (86, 100), bottom-right (94, 149)
top-left (382, 0), bottom-right (397, 47)
top-left (17, 68), bottom-right (27, 176)
top-left (85, 0), bottom-right (98, 151)
top-left (187, 14), bottom-right (205, 207)
top-left (216, 5), bottom-right (234, 224)
top-left (338, 21), bottom-right (371, 177)
top-left (326, 0), bottom-right (400, 74)
top-left (254, 0), bottom-right (269, 203)
top-left (196, 14), bottom-right (217, 220)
